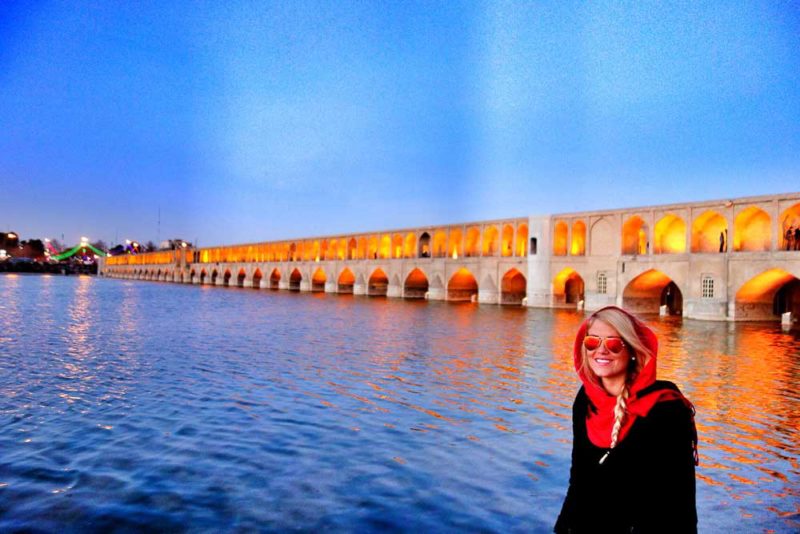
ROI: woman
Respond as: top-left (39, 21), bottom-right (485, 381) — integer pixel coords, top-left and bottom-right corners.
top-left (554, 306), bottom-right (698, 533)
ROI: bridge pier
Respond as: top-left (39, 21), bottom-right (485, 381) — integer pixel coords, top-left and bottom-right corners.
top-left (478, 289), bottom-right (499, 305)
top-left (353, 283), bottom-right (366, 295)
top-left (387, 284), bottom-right (402, 298)
top-left (324, 281), bottom-right (337, 293)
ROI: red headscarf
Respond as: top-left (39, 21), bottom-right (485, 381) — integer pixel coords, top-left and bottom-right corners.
top-left (573, 306), bottom-right (693, 450)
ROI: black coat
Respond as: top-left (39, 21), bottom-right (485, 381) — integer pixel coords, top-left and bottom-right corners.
top-left (554, 381), bottom-right (697, 534)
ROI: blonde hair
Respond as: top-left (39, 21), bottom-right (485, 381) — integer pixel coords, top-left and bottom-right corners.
top-left (580, 308), bottom-right (653, 464)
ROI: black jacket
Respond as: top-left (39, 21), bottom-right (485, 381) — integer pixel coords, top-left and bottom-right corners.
top-left (554, 381), bottom-right (697, 534)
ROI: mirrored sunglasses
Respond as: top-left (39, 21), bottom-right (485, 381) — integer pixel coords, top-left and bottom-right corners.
top-left (583, 335), bottom-right (625, 353)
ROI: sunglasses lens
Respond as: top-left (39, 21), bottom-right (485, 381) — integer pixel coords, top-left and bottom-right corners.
top-left (584, 336), bottom-right (601, 351)
top-left (605, 338), bottom-right (624, 353)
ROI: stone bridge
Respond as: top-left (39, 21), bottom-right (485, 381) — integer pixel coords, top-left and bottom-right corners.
top-left (101, 193), bottom-right (800, 321)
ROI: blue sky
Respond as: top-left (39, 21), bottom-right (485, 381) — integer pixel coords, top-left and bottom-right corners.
top-left (1, 1), bottom-right (798, 247)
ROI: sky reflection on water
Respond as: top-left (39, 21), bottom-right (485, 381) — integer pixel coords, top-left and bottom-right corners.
top-left (0, 275), bottom-right (797, 532)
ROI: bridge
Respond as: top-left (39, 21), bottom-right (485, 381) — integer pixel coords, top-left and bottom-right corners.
top-left (101, 192), bottom-right (800, 322)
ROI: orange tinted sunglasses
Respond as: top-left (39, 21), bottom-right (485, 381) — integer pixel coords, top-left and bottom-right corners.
top-left (583, 335), bottom-right (625, 353)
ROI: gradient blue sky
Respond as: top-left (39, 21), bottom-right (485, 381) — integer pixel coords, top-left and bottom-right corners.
top-left (1, 1), bottom-right (798, 247)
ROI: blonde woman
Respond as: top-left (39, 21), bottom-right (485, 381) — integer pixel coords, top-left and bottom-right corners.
top-left (555, 306), bottom-right (698, 533)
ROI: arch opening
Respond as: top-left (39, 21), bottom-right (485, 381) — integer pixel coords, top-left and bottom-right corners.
top-left (553, 221), bottom-right (568, 256)
top-left (734, 206), bottom-right (771, 252)
top-left (237, 269), bottom-right (246, 288)
top-left (447, 268), bottom-right (478, 302)
top-left (780, 202), bottom-right (800, 251)
top-left (252, 269), bottom-right (262, 289)
top-left (654, 214), bottom-right (686, 254)
top-left (622, 216), bottom-right (648, 255)
top-left (483, 226), bottom-right (499, 256)
top-left (571, 221), bottom-right (586, 256)
top-left (501, 268), bottom-right (527, 305)
top-left (736, 269), bottom-right (800, 320)
top-left (338, 268), bottom-right (355, 293)
top-left (691, 210), bottom-right (727, 253)
top-left (368, 268), bottom-right (389, 296)
top-left (501, 224), bottom-right (514, 257)
top-left (312, 268), bottom-right (326, 292)
top-left (404, 268), bottom-right (429, 299)
top-left (289, 269), bottom-right (302, 291)
top-left (418, 232), bottom-right (431, 258)
top-left (516, 224), bottom-right (528, 256)
top-left (622, 269), bottom-right (683, 315)
top-left (465, 227), bottom-right (480, 257)
top-left (270, 268), bottom-right (281, 290)
top-left (553, 268), bottom-right (584, 308)
top-left (211, 270), bottom-right (218, 285)
top-left (223, 269), bottom-right (232, 287)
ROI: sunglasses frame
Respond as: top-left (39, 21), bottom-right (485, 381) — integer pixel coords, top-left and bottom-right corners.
top-left (583, 335), bottom-right (626, 354)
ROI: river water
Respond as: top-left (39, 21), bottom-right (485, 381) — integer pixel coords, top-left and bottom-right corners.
top-left (0, 274), bottom-right (797, 533)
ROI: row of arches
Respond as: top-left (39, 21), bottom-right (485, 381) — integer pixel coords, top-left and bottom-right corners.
top-left (123, 266), bottom-right (531, 305)
top-left (195, 223), bottom-right (529, 264)
top-left (554, 202), bottom-right (800, 256)
top-left (552, 266), bottom-right (800, 319)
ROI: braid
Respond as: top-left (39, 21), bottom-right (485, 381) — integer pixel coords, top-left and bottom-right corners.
top-left (599, 385), bottom-right (630, 464)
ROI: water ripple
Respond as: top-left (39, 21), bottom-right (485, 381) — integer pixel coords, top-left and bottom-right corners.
top-left (0, 276), bottom-right (797, 532)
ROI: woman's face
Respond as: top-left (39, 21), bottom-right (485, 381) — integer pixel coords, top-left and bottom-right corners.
top-left (585, 319), bottom-right (631, 393)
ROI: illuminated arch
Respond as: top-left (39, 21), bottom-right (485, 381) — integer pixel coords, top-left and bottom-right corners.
top-left (734, 206), bottom-right (771, 252)
top-left (433, 230), bottom-right (447, 258)
top-left (211, 269), bottom-right (219, 285)
top-left (418, 232), bottom-right (431, 258)
top-left (404, 268), bottom-right (429, 299)
top-left (269, 268), bottom-right (281, 289)
top-left (327, 239), bottom-right (338, 261)
top-left (553, 268), bottom-right (584, 307)
top-left (735, 269), bottom-right (800, 320)
top-left (252, 268), bottom-right (263, 289)
top-left (622, 216), bottom-right (648, 255)
top-left (392, 234), bottom-right (403, 259)
top-left (237, 268), bottom-right (246, 288)
top-left (200, 269), bottom-right (207, 284)
top-left (779, 202), bottom-right (800, 250)
top-left (501, 268), bottom-right (526, 305)
top-left (404, 232), bottom-right (416, 259)
top-left (368, 268), bottom-right (389, 296)
top-left (571, 221), bottom-right (586, 256)
top-left (483, 226), bottom-right (499, 256)
top-left (289, 242), bottom-right (297, 261)
top-left (654, 214), bottom-right (686, 254)
top-left (623, 269), bottom-right (682, 315)
top-left (691, 210), bottom-right (727, 253)
top-left (338, 268), bottom-right (355, 293)
top-left (379, 235), bottom-right (391, 259)
top-left (347, 238), bottom-right (357, 260)
top-left (465, 226), bottom-right (480, 257)
top-left (311, 267), bottom-right (326, 292)
top-left (367, 236), bottom-right (378, 260)
top-left (553, 221), bottom-right (568, 256)
top-left (448, 228), bottom-right (463, 259)
top-left (289, 268), bottom-right (302, 291)
top-left (223, 269), bottom-right (232, 287)
top-left (357, 237), bottom-right (367, 260)
top-left (516, 224), bottom-right (528, 256)
top-left (501, 224), bottom-right (514, 257)
top-left (447, 268), bottom-right (478, 302)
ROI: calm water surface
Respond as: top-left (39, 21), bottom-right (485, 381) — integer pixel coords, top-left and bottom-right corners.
top-left (0, 275), bottom-right (798, 533)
